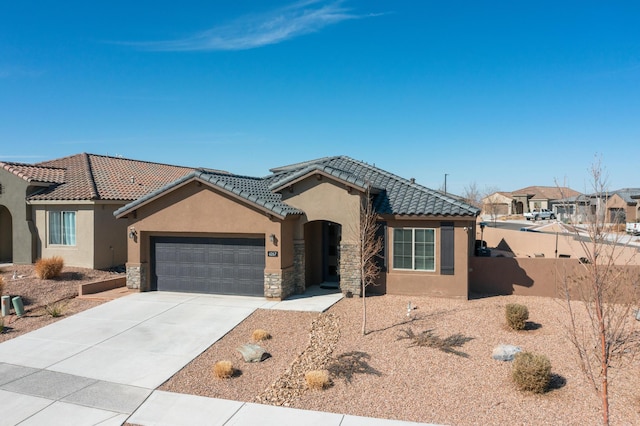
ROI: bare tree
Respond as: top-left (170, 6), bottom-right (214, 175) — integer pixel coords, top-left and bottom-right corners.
top-left (358, 185), bottom-right (384, 335)
top-left (482, 186), bottom-right (502, 225)
top-left (462, 181), bottom-right (482, 209)
top-left (559, 158), bottom-right (640, 425)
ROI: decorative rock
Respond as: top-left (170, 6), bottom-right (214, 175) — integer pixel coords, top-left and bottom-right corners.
top-left (492, 344), bottom-right (522, 361)
top-left (237, 343), bottom-right (270, 363)
top-left (636, 309), bottom-right (640, 321)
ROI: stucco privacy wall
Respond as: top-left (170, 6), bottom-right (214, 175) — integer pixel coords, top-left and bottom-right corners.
top-left (470, 257), bottom-right (640, 298)
top-left (481, 225), bottom-right (640, 265)
top-left (0, 168), bottom-right (37, 264)
top-left (123, 180), bottom-right (291, 295)
top-left (384, 219), bottom-right (475, 299)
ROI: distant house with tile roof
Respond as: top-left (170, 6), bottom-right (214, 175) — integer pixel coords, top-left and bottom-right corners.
top-left (604, 188), bottom-right (640, 223)
top-left (0, 153), bottom-right (195, 268)
top-left (482, 186), bottom-right (582, 217)
top-left (115, 156), bottom-right (480, 299)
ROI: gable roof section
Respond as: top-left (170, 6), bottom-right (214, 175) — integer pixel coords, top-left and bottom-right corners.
top-left (114, 170), bottom-right (304, 219)
top-left (609, 188), bottom-right (640, 204)
top-left (269, 156), bottom-right (479, 216)
top-left (512, 186), bottom-right (580, 200)
top-left (21, 153), bottom-right (195, 201)
top-left (0, 162), bottom-right (65, 184)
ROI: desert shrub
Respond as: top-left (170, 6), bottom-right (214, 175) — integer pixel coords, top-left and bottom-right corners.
top-left (252, 329), bottom-right (271, 341)
top-left (44, 301), bottom-right (66, 318)
top-left (506, 303), bottom-right (529, 330)
top-left (0, 275), bottom-right (4, 295)
top-left (512, 352), bottom-right (551, 394)
top-left (305, 370), bottom-right (331, 390)
top-left (0, 316), bottom-right (3, 333)
top-left (35, 256), bottom-right (64, 280)
top-left (212, 361), bottom-right (234, 379)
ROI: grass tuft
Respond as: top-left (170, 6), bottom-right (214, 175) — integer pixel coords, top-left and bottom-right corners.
top-left (35, 256), bottom-right (64, 280)
top-left (252, 329), bottom-right (272, 341)
top-left (305, 370), bottom-right (331, 390)
top-left (44, 301), bottom-right (67, 318)
top-left (212, 360), bottom-right (234, 379)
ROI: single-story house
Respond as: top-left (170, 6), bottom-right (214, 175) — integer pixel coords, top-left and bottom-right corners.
top-left (0, 153), bottom-right (195, 269)
top-left (115, 156), bottom-right (480, 300)
top-left (482, 186), bottom-right (581, 218)
top-left (605, 188), bottom-right (640, 223)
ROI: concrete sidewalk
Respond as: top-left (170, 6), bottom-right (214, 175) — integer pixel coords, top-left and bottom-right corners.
top-left (0, 289), bottom-right (435, 425)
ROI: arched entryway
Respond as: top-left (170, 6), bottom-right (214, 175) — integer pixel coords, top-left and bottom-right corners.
top-left (0, 205), bottom-right (13, 262)
top-left (304, 220), bottom-right (342, 287)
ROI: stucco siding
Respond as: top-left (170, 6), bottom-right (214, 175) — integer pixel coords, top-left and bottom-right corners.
top-left (384, 218), bottom-right (472, 299)
top-left (93, 203), bottom-right (128, 269)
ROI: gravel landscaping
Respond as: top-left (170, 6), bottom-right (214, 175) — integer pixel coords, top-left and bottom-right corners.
top-left (0, 264), bottom-right (117, 343)
top-left (161, 294), bottom-right (640, 425)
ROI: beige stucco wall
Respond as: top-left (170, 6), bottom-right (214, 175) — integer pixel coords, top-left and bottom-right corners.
top-left (606, 194), bottom-right (636, 222)
top-left (123, 181), bottom-right (287, 289)
top-left (93, 203), bottom-right (128, 269)
top-left (383, 218), bottom-right (475, 299)
top-left (0, 168), bottom-right (39, 264)
top-left (33, 203), bottom-right (95, 268)
top-left (281, 177), bottom-right (361, 242)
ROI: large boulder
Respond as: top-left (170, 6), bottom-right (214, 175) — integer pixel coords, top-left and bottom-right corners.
top-left (237, 343), bottom-right (270, 363)
top-left (492, 344), bottom-right (522, 361)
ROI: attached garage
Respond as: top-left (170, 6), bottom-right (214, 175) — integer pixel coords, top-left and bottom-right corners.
top-left (151, 236), bottom-right (265, 296)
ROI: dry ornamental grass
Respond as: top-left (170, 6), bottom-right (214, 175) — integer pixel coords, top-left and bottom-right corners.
top-left (212, 361), bottom-right (234, 379)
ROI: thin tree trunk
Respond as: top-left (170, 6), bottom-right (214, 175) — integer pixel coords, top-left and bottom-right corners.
top-left (362, 280), bottom-right (366, 335)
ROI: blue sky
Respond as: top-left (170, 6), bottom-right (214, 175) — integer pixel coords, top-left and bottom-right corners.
top-left (1, 1), bottom-right (639, 196)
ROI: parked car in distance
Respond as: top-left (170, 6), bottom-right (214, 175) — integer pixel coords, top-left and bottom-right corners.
top-left (626, 222), bottom-right (640, 235)
top-left (524, 209), bottom-right (556, 221)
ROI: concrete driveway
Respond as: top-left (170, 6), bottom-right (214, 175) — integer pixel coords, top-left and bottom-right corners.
top-left (0, 290), bottom-right (343, 425)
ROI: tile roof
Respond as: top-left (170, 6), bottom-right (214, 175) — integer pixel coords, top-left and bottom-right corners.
top-left (2, 153), bottom-right (195, 202)
top-left (116, 156), bottom-right (480, 219)
top-left (609, 188), bottom-right (640, 204)
top-left (0, 162), bottom-right (65, 184)
top-left (512, 186), bottom-right (581, 200)
top-left (269, 156), bottom-right (480, 216)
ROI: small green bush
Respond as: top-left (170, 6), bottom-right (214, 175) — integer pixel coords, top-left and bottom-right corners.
top-left (35, 256), bottom-right (64, 280)
top-left (512, 352), bottom-right (552, 393)
top-left (44, 301), bottom-right (66, 318)
top-left (506, 303), bottom-right (529, 330)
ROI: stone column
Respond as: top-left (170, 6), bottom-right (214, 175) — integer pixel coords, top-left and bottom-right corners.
top-left (126, 262), bottom-right (148, 291)
top-left (339, 242), bottom-right (361, 296)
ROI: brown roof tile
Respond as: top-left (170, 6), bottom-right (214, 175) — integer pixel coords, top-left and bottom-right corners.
top-left (24, 153), bottom-right (195, 201)
top-left (0, 162), bottom-right (65, 183)
top-left (512, 186), bottom-right (580, 200)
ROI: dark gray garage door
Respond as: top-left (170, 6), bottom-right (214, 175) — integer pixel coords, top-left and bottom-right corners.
top-left (152, 236), bottom-right (265, 296)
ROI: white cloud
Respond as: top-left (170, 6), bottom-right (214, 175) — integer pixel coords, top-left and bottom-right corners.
top-left (126, 0), bottom-right (370, 52)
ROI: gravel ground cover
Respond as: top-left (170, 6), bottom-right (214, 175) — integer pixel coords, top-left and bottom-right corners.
top-left (161, 294), bottom-right (640, 425)
top-left (0, 264), bottom-right (116, 343)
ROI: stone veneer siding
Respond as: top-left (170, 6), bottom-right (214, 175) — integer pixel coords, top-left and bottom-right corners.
top-left (264, 269), bottom-right (296, 300)
top-left (126, 262), bottom-right (148, 291)
top-left (339, 242), bottom-right (361, 296)
top-left (293, 241), bottom-right (306, 294)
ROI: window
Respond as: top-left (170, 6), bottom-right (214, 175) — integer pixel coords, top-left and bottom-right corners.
top-left (393, 228), bottom-right (435, 271)
top-left (49, 211), bottom-right (76, 245)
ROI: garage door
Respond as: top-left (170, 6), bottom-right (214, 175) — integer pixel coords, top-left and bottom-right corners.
top-left (151, 236), bottom-right (265, 296)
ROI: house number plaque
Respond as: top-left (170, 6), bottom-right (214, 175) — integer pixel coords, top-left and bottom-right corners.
top-left (267, 251), bottom-right (279, 257)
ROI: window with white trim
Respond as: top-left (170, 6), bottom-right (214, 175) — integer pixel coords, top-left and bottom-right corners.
top-left (49, 211), bottom-right (76, 246)
top-left (393, 228), bottom-right (435, 271)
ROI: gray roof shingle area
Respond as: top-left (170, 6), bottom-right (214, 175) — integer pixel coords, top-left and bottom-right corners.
top-left (116, 156), bottom-right (480, 219)
top-left (609, 188), bottom-right (640, 203)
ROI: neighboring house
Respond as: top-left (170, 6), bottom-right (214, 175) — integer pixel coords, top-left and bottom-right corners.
top-left (0, 153), bottom-right (194, 268)
top-left (551, 194), bottom-right (591, 223)
top-left (482, 186), bottom-right (581, 218)
top-left (115, 156), bottom-right (480, 300)
top-left (605, 188), bottom-right (640, 223)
